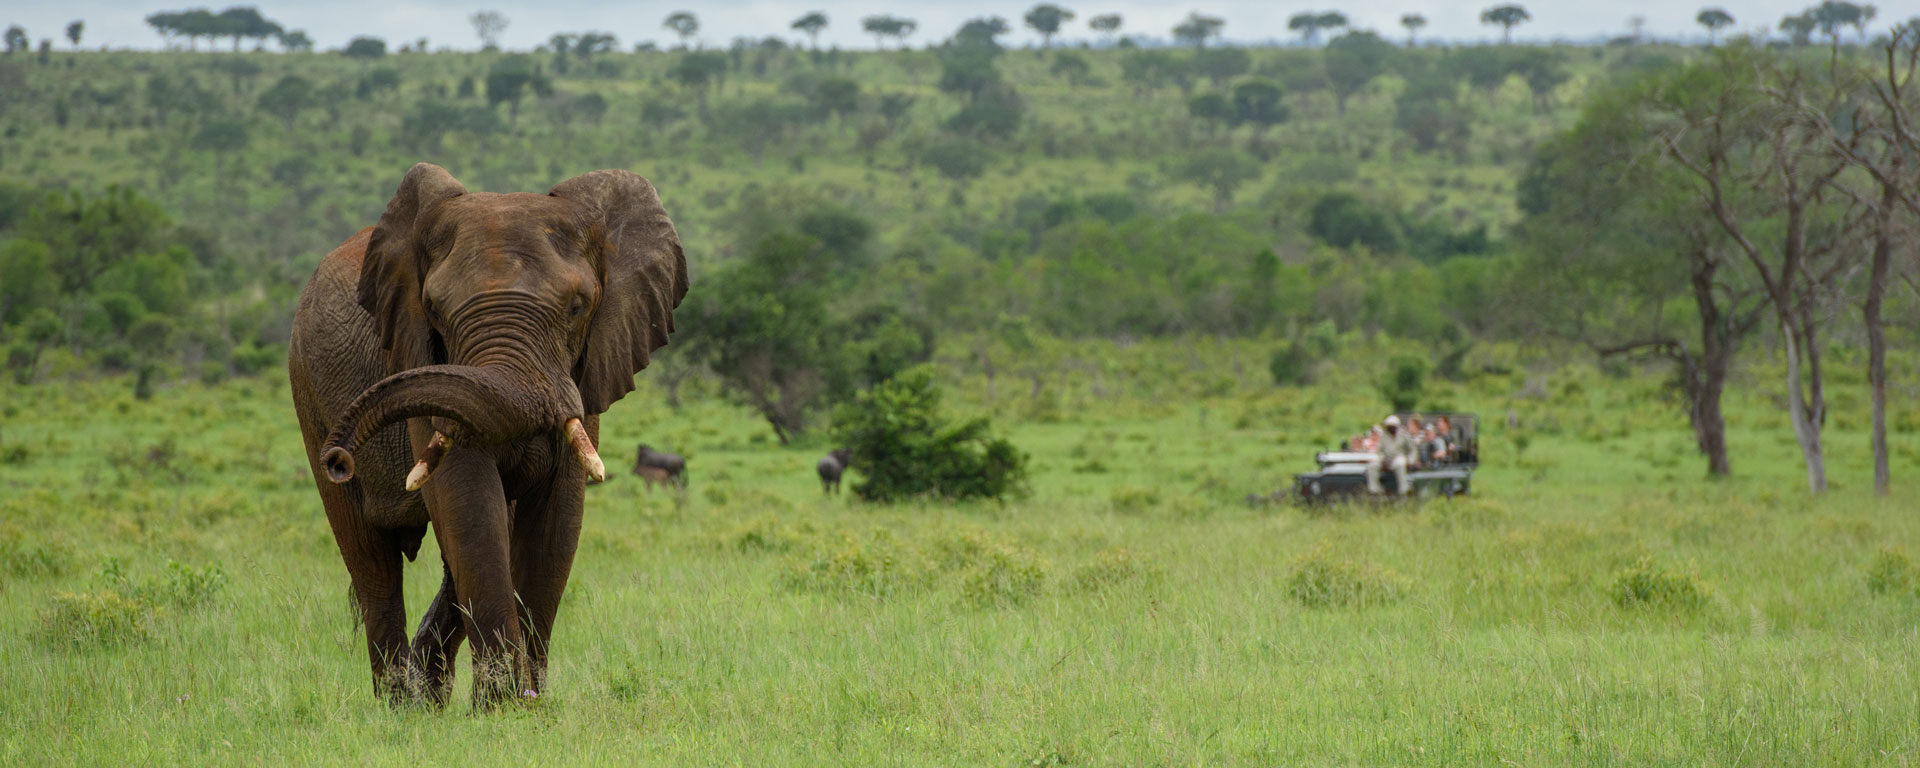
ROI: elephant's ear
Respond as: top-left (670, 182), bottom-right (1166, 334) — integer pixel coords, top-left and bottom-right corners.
top-left (359, 163), bottom-right (465, 373)
top-left (549, 170), bottom-right (689, 414)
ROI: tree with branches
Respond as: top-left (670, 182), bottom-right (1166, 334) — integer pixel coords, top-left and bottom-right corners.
top-left (1401, 14), bottom-right (1428, 46)
top-left (791, 12), bottom-right (827, 49)
top-left (1481, 4), bottom-right (1531, 44)
top-left (470, 11), bottom-right (508, 51)
top-left (1697, 8), bottom-right (1734, 46)
top-left (1172, 12), bottom-right (1225, 49)
top-left (1089, 13), bottom-right (1122, 45)
top-left (663, 12), bottom-right (700, 49)
top-left (1024, 4), bottom-right (1075, 48)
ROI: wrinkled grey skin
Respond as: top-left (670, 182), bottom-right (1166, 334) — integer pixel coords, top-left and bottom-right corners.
top-left (288, 163), bottom-right (687, 708)
top-left (816, 448), bottom-right (851, 494)
top-left (632, 443), bottom-right (687, 490)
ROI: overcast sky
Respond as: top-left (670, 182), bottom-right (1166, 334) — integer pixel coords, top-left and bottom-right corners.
top-left (5, 0), bottom-right (1890, 51)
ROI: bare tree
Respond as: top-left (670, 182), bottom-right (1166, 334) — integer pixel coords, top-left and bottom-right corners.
top-left (470, 11), bottom-right (508, 50)
top-left (1780, 21), bottom-right (1920, 496)
top-left (1653, 48), bottom-right (1859, 493)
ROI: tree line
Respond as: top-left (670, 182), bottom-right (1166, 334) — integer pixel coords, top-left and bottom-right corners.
top-left (0, 1), bottom-right (1896, 57)
top-left (0, 7), bottom-right (1913, 492)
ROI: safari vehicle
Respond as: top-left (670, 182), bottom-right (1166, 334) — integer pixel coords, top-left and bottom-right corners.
top-left (1290, 412), bottom-right (1479, 504)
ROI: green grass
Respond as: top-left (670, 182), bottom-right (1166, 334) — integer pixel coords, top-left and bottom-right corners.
top-left (2, 339), bottom-right (1917, 764)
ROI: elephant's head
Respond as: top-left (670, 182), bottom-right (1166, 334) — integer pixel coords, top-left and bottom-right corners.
top-left (319, 164), bottom-right (688, 488)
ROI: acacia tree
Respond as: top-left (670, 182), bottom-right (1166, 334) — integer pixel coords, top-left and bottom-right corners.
top-left (791, 12), bottom-right (827, 49)
top-left (1697, 8), bottom-right (1734, 45)
top-left (1325, 30), bottom-right (1391, 114)
top-left (65, 21), bottom-right (81, 50)
top-left (1024, 4), bottom-right (1075, 48)
top-left (1175, 148), bottom-right (1260, 212)
top-left (663, 12), bottom-right (699, 48)
top-left (862, 14), bottom-right (916, 49)
top-left (470, 10), bottom-right (508, 50)
top-left (1401, 13), bottom-right (1428, 46)
top-left (1810, 1), bottom-right (1862, 47)
top-left (1780, 12), bottom-right (1817, 46)
top-left (256, 74), bottom-right (314, 127)
top-left (1289, 11), bottom-right (1347, 46)
top-left (1231, 78), bottom-right (1288, 141)
top-left (1089, 13), bottom-right (1122, 45)
top-left (668, 51), bottom-right (728, 121)
top-left (1172, 13), bottom-right (1225, 49)
top-left (1481, 4), bottom-right (1531, 44)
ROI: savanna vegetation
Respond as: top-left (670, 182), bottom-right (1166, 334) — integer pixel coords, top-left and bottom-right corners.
top-left (1, 0), bottom-right (1918, 762)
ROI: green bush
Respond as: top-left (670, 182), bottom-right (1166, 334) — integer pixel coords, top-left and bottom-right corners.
top-left (1072, 548), bottom-right (1161, 593)
top-left (784, 528), bottom-right (932, 597)
top-left (832, 367), bottom-right (1029, 503)
top-left (38, 590), bottom-right (155, 650)
top-left (1267, 340), bottom-right (1313, 386)
top-left (0, 525), bottom-right (70, 577)
top-left (1376, 354), bottom-right (1428, 412)
top-left (1287, 548), bottom-right (1408, 608)
top-left (1609, 557), bottom-right (1708, 610)
top-left (959, 544), bottom-right (1049, 608)
top-left (1866, 550), bottom-right (1918, 598)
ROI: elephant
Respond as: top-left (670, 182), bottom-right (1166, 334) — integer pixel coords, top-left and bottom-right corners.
top-left (816, 448), bottom-right (850, 494)
top-left (631, 443), bottom-right (687, 490)
top-left (287, 163), bottom-right (687, 708)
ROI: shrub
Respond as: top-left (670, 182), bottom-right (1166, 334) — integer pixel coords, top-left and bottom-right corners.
top-left (37, 590), bottom-right (153, 649)
top-left (0, 525), bottom-right (69, 577)
top-left (785, 529), bottom-right (931, 597)
top-left (1108, 485), bottom-right (1160, 513)
top-left (1609, 557), bottom-right (1708, 610)
top-left (1308, 192), bottom-right (1403, 253)
top-left (1072, 548), bottom-right (1161, 593)
top-left (958, 543), bottom-right (1049, 608)
top-left (832, 367), bottom-right (1029, 502)
top-left (1287, 548), bottom-right (1408, 608)
top-left (1268, 340), bottom-right (1314, 386)
top-left (1376, 354), bottom-right (1427, 412)
top-left (1866, 550), bottom-right (1918, 598)
top-left (724, 516), bottom-right (817, 554)
top-left (230, 341), bottom-right (281, 376)
top-left (98, 557), bottom-right (226, 609)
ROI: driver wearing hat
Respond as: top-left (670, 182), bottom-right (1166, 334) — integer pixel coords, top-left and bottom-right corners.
top-left (1366, 415), bottom-right (1416, 495)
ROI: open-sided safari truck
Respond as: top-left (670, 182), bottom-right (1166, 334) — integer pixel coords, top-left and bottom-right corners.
top-left (1289, 412), bottom-right (1479, 504)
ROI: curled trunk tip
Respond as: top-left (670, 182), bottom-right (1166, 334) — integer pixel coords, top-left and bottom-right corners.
top-left (322, 446), bottom-right (355, 484)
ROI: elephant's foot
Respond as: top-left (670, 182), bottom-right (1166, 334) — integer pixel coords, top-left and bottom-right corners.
top-left (468, 650), bottom-right (533, 711)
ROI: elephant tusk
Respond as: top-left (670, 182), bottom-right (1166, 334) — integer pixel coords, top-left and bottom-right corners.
top-left (404, 432), bottom-right (452, 492)
top-left (565, 418), bottom-right (606, 484)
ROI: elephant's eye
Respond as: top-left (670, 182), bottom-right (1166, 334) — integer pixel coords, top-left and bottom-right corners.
top-left (569, 295), bottom-right (587, 317)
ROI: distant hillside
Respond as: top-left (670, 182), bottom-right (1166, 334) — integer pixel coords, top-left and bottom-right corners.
top-left (0, 39), bottom-right (1695, 380)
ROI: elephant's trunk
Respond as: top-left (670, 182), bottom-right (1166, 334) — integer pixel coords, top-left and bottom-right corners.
top-left (319, 364), bottom-right (596, 486)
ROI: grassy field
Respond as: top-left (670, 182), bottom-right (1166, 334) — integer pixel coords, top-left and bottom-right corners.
top-left (2, 339), bottom-right (1918, 765)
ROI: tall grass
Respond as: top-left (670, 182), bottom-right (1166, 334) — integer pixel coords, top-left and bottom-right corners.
top-left (0, 339), bottom-right (1915, 764)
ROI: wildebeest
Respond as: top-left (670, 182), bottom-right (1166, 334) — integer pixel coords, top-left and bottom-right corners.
top-left (816, 449), bottom-right (851, 494)
top-left (632, 444), bottom-right (687, 491)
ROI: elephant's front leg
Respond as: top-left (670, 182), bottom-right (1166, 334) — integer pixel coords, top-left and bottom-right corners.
top-left (422, 446), bottom-right (528, 709)
top-left (313, 482), bottom-right (412, 705)
top-left (509, 444), bottom-right (589, 696)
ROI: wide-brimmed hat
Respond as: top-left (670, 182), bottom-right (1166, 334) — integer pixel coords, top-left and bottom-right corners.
top-left (1383, 415), bottom-right (1402, 428)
